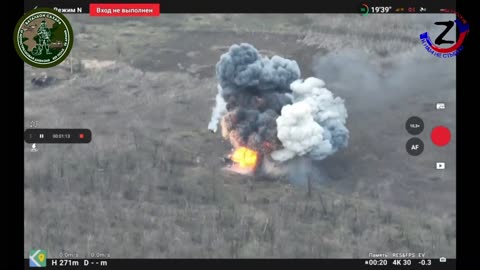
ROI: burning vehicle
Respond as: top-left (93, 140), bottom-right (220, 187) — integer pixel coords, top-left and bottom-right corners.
top-left (221, 146), bottom-right (260, 175)
top-left (209, 43), bottom-right (349, 177)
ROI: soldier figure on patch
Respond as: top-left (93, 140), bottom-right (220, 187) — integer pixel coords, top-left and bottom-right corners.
top-left (33, 20), bottom-right (52, 55)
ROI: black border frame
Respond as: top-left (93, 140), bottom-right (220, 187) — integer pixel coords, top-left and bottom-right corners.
top-left (455, 0), bottom-right (475, 267)
top-left (7, 0), bottom-right (25, 269)
top-left (9, 0), bottom-right (474, 269)
top-left (24, 0), bottom-right (454, 13)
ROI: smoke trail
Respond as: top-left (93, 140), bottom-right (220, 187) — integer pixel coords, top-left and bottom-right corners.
top-left (208, 85), bottom-right (227, 133)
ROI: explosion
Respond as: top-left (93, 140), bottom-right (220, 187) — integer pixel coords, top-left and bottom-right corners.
top-left (208, 43), bottom-right (349, 176)
top-left (231, 147), bottom-right (258, 170)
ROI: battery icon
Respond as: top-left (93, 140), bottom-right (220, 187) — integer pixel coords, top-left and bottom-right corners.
top-left (360, 3), bottom-right (369, 16)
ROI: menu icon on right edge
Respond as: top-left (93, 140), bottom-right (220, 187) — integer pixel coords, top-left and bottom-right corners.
top-left (436, 103), bottom-right (445, 110)
top-left (436, 162), bottom-right (445, 170)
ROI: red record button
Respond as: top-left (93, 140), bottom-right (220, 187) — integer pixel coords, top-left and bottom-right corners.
top-left (431, 126), bottom-right (451, 147)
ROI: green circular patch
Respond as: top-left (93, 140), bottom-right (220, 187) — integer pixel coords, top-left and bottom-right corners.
top-left (13, 8), bottom-right (74, 68)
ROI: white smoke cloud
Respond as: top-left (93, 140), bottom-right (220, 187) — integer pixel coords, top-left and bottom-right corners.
top-left (271, 101), bottom-right (326, 162)
top-left (207, 84), bottom-right (227, 133)
top-left (291, 77), bottom-right (348, 125)
top-left (271, 77), bottom-right (349, 162)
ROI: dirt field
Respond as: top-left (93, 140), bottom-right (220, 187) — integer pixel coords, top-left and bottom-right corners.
top-left (24, 14), bottom-right (456, 258)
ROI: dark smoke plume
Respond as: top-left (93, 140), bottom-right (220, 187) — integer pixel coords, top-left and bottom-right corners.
top-left (208, 43), bottom-right (349, 164)
top-left (210, 43), bottom-right (300, 155)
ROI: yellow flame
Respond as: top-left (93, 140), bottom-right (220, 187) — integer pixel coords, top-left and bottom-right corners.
top-left (231, 147), bottom-right (258, 169)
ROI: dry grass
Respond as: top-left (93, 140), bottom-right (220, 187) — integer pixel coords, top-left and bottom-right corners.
top-left (24, 14), bottom-right (455, 258)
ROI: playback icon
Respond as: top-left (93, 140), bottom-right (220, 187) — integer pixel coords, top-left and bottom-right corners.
top-left (436, 162), bottom-right (445, 170)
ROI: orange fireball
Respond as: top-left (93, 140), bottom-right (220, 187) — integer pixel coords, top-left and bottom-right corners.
top-left (231, 147), bottom-right (258, 169)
